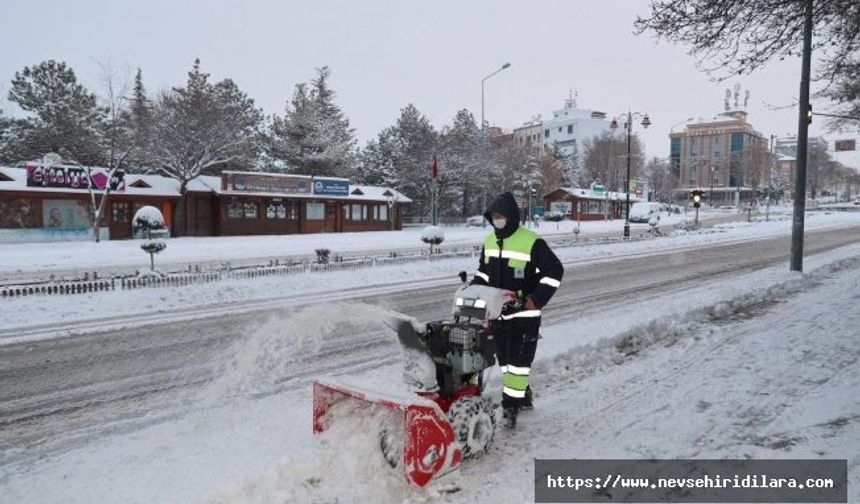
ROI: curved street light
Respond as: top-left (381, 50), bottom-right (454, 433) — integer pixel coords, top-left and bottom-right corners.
top-left (609, 110), bottom-right (651, 238)
top-left (480, 62), bottom-right (511, 226)
top-left (481, 62), bottom-right (511, 132)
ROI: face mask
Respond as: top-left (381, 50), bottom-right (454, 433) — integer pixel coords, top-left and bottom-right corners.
top-left (492, 218), bottom-right (507, 229)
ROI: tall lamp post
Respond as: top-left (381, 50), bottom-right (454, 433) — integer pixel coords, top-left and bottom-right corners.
top-left (610, 110), bottom-right (651, 238)
top-left (480, 62), bottom-right (511, 225)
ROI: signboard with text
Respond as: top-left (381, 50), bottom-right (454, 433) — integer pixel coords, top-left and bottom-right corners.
top-left (225, 172), bottom-right (311, 194)
top-left (835, 139), bottom-right (856, 152)
top-left (26, 164), bottom-right (125, 191)
top-left (312, 177), bottom-right (350, 196)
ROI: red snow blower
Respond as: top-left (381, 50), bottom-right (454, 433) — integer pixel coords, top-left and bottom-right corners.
top-left (313, 272), bottom-right (519, 487)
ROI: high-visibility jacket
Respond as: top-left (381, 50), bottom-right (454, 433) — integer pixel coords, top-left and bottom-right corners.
top-left (471, 192), bottom-right (563, 319)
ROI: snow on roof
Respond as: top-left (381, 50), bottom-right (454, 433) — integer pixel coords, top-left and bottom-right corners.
top-left (550, 186), bottom-right (645, 202)
top-left (0, 166), bottom-right (408, 203)
top-left (219, 185), bottom-right (411, 203)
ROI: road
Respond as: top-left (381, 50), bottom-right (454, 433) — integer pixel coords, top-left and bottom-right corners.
top-left (2, 224), bottom-right (859, 467)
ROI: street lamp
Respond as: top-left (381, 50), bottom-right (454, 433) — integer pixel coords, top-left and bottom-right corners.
top-left (610, 110), bottom-right (651, 238)
top-left (481, 62), bottom-right (511, 132)
top-left (480, 62), bottom-right (511, 225)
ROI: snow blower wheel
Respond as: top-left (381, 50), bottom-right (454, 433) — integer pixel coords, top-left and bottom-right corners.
top-left (448, 396), bottom-right (496, 460)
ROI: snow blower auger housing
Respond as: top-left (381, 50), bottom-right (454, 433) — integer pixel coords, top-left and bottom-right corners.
top-left (313, 272), bottom-right (518, 487)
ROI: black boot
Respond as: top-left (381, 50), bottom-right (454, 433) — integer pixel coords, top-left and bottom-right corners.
top-left (520, 386), bottom-right (534, 411)
top-left (502, 405), bottom-right (519, 429)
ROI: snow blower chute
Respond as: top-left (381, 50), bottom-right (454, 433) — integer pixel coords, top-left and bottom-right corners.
top-left (313, 272), bottom-right (519, 487)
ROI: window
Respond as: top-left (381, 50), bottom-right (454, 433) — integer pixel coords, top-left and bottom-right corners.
top-left (567, 125), bottom-right (573, 134)
top-left (544, 129), bottom-right (549, 138)
top-left (557, 127), bottom-right (562, 132)
top-left (112, 202), bottom-right (130, 223)
top-left (244, 201), bottom-right (258, 219)
top-left (266, 199), bottom-right (286, 219)
top-left (377, 205), bottom-right (388, 221)
top-left (306, 201), bottom-right (325, 220)
top-left (227, 198), bottom-right (243, 219)
top-left (350, 204), bottom-right (366, 221)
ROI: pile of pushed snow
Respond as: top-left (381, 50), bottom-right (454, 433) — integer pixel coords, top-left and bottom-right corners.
top-left (206, 400), bottom-right (446, 504)
top-left (202, 302), bottom-right (397, 403)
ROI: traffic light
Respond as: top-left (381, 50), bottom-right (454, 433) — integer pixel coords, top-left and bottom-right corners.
top-left (691, 190), bottom-right (702, 208)
top-left (807, 104), bottom-right (813, 124)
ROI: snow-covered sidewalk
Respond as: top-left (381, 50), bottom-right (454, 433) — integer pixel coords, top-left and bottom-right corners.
top-left (0, 207), bottom-right (767, 278)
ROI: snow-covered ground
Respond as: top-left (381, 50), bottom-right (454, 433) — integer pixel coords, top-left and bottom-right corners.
top-left (0, 207), bottom-right (754, 278)
top-left (2, 224), bottom-right (858, 503)
top-left (2, 209), bottom-right (859, 338)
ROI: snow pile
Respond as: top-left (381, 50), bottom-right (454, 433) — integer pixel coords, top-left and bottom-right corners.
top-left (205, 401), bottom-right (440, 504)
top-left (202, 302), bottom-right (397, 403)
top-left (534, 253), bottom-right (860, 391)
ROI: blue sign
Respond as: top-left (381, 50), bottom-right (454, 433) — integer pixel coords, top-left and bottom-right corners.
top-left (532, 206), bottom-right (545, 217)
top-left (312, 178), bottom-right (349, 196)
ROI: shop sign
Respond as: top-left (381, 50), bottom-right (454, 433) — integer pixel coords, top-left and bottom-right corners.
top-left (26, 164), bottom-right (125, 191)
top-left (312, 177), bottom-right (349, 196)
top-left (228, 172), bottom-right (310, 194)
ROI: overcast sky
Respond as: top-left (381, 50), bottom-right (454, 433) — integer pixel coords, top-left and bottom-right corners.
top-left (0, 0), bottom-right (838, 160)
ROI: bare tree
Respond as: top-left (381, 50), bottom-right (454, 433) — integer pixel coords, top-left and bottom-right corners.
top-left (635, 0), bottom-right (860, 87)
top-left (58, 61), bottom-right (132, 242)
top-left (582, 131), bottom-right (644, 191)
top-left (644, 157), bottom-right (675, 202)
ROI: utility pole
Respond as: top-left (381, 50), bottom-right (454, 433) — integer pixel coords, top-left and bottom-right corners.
top-left (790, 0), bottom-right (813, 272)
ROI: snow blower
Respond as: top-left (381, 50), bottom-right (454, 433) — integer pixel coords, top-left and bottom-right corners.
top-left (312, 272), bottom-right (519, 487)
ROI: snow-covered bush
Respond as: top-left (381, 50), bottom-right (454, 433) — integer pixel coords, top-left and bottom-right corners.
top-left (421, 226), bottom-right (445, 254)
top-left (133, 206), bottom-right (165, 230)
top-left (315, 248), bottom-right (330, 264)
top-left (134, 206), bottom-right (167, 271)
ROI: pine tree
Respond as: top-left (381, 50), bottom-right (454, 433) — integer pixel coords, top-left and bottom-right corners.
top-left (6, 60), bottom-right (105, 164)
top-left (357, 126), bottom-right (400, 187)
top-left (390, 104), bottom-right (438, 217)
top-left (267, 67), bottom-right (356, 177)
top-left (125, 68), bottom-right (152, 171)
top-left (440, 109), bottom-right (482, 217)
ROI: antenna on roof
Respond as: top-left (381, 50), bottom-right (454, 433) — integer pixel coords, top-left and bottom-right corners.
top-left (565, 89), bottom-right (577, 108)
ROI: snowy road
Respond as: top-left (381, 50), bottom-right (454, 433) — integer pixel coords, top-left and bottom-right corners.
top-left (2, 224), bottom-right (860, 479)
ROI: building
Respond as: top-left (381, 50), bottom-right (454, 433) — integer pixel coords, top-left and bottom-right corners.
top-left (542, 186), bottom-right (643, 221)
top-left (0, 164), bottom-right (410, 243)
top-left (541, 96), bottom-right (609, 158)
top-left (512, 117), bottom-right (544, 157)
top-left (669, 111), bottom-right (769, 205)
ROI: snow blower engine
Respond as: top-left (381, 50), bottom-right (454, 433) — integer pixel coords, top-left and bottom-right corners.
top-left (312, 272), bottom-right (520, 487)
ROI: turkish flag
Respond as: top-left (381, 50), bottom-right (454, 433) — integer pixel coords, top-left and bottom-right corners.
top-left (431, 155), bottom-right (439, 179)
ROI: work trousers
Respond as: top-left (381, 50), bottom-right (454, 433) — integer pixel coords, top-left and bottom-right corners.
top-left (491, 318), bottom-right (540, 408)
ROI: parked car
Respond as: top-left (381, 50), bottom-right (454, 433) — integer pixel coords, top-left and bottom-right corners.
top-left (629, 202), bottom-right (662, 223)
top-left (466, 215), bottom-right (485, 227)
